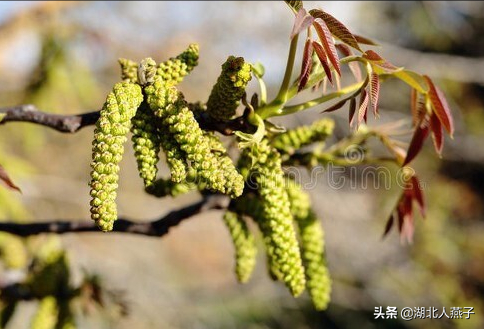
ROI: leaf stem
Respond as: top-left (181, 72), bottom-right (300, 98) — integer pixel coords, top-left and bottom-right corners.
top-left (275, 81), bottom-right (365, 117)
top-left (275, 34), bottom-right (299, 104)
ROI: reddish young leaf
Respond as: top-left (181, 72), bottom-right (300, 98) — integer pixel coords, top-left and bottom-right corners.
top-left (383, 213), bottom-right (395, 237)
top-left (290, 8), bottom-right (314, 39)
top-left (363, 50), bottom-right (399, 72)
top-left (369, 72), bottom-right (380, 116)
top-left (410, 89), bottom-right (418, 126)
top-left (353, 34), bottom-right (379, 46)
top-left (357, 89), bottom-right (369, 127)
top-left (400, 210), bottom-right (415, 244)
top-left (313, 18), bottom-right (341, 76)
top-left (335, 44), bottom-right (362, 81)
top-left (403, 122), bottom-right (430, 166)
top-left (298, 39), bottom-right (313, 91)
top-left (409, 176), bottom-right (425, 217)
top-left (423, 75), bottom-right (454, 136)
top-left (322, 97), bottom-right (348, 113)
top-left (312, 41), bottom-right (333, 84)
top-left (0, 164), bottom-right (21, 193)
top-left (309, 9), bottom-right (362, 52)
top-left (429, 110), bottom-right (444, 156)
top-left (398, 194), bottom-right (415, 244)
top-left (349, 96), bottom-right (356, 127)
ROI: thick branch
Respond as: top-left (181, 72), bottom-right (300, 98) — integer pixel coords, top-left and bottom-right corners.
top-left (0, 104), bottom-right (252, 135)
top-left (0, 194), bottom-right (229, 237)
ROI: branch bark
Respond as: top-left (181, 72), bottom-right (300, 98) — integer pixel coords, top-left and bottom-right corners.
top-left (0, 104), bottom-right (252, 135)
top-left (0, 194), bottom-right (229, 237)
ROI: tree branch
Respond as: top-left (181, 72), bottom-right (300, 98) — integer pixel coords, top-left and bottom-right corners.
top-left (0, 194), bottom-right (229, 237)
top-left (0, 104), bottom-right (253, 135)
top-left (0, 105), bottom-right (100, 133)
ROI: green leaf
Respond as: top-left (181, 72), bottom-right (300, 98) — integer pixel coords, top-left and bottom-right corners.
top-left (394, 70), bottom-right (429, 94)
top-left (252, 62), bottom-right (265, 78)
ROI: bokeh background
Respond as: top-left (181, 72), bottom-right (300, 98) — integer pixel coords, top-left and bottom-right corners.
top-left (0, 1), bottom-right (483, 328)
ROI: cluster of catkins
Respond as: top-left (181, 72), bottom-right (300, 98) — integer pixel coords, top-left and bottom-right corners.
top-left (226, 119), bottom-right (334, 310)
top-left (88, 44), bottom-right (332, 310)
top-left (89, 44), bottom-right (246, 231)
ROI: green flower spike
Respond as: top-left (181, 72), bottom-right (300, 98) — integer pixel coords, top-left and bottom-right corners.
top-left (0, 233), bottom-right (28, 269)
top-left (131, 102), bottom-right (160, 187)
top-left (89, 82), bottom-right (143, 232)
top-left (206, 56), bottom-right (252, 121)
top-left (245, 139), bottom-right (306, 296)
top-left (272, 118), bottom-right (335, 155)
top-left (30, 296), bottom-right (58, 329)
top-left (223, 210), bottom-right (258, 283)
top-left (157, 43), bottom-right (199, 86)
top-left (286, 181), bottom-right (332, 311)
top-left (146, 81), bottom-right (244, 197)
top-left (118, 58), bottom-right (139, 84)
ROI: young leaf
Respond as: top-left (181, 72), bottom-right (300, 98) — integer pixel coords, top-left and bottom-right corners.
top-left (423, 76), bottom-right (454, 136)
top-left (363, 50), bottom-right (400, 73)
top-left (349, 96), bottom-right (356, 127)
top-left (285, 0), bottom-right (303, 13)
top-left (429, 111), bottom-right (444, 156)
top-left (298, 39), bottom-right (313, 91)
top-left (353, 34), bottom-right (379, 46)
top-left (252, 62), bottom-right (265, 78)
top-left (313, 19), bottom-right (341, 76)
top-left (409, 176), bottom-right (425, 217)
top-left (383, 213), bottom-right (395, 237)
top-left (290, 8), bottom-right (314, 39)
top-left (394, 70), bottom-right (429, 94)
top-left (335, 44), bottom-right (362, 81)
top-left (403, 122), bottom-right (430, 166)
top-left (309, 9), bottom-right (362, 52)
top-left (369, 72), bottom-right (380, 116)
top-left (322, 98), bottom-right (348, 113)
top-left (357, 89), bottom-right (369, 127)
top-left (410, 89), bottom-right (418, 126)
top-left (312, 41), bottom-right (333, 84)
top-left (0, 164), bottom-right (21, 192)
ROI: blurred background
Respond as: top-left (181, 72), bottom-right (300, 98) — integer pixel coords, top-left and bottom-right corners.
top-left (0, 1), bottom-right (483, 328)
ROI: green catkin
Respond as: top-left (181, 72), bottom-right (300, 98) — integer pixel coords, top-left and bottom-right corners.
top-left (0, 233), bottom-right (28, 269)
top-left (286, 181), bottom-right (332, 311)
top-left (145, 81), bottom-right (244, 197)
top-left (89, 82), bottom-right (143, 232)
top-left (118, 58), bottom-right (139, 84)
top-left (272, 118), bottom-right (335, 155)
top-left (30, 297), bottom-right (58, 329)
top-left (244, 139), bottom-right (306, 296)
top-left (157, 43), bottom-right (199, 86)
top-left (145, 178), bottom-right (196, 197)
top-left (234, 195), bottom-right (283, 281)
top-left (130, 102), bottom-right (160, 187)
top-left (223, 211), bottom-right (258, 283)
top-left (159, 131), bottom-right (188, 183)
top-left (206, 56), bottom-right (252, 121)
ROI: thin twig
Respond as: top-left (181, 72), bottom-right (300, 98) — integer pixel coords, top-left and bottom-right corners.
top-left (0, 194), bottom-right (229, 237)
